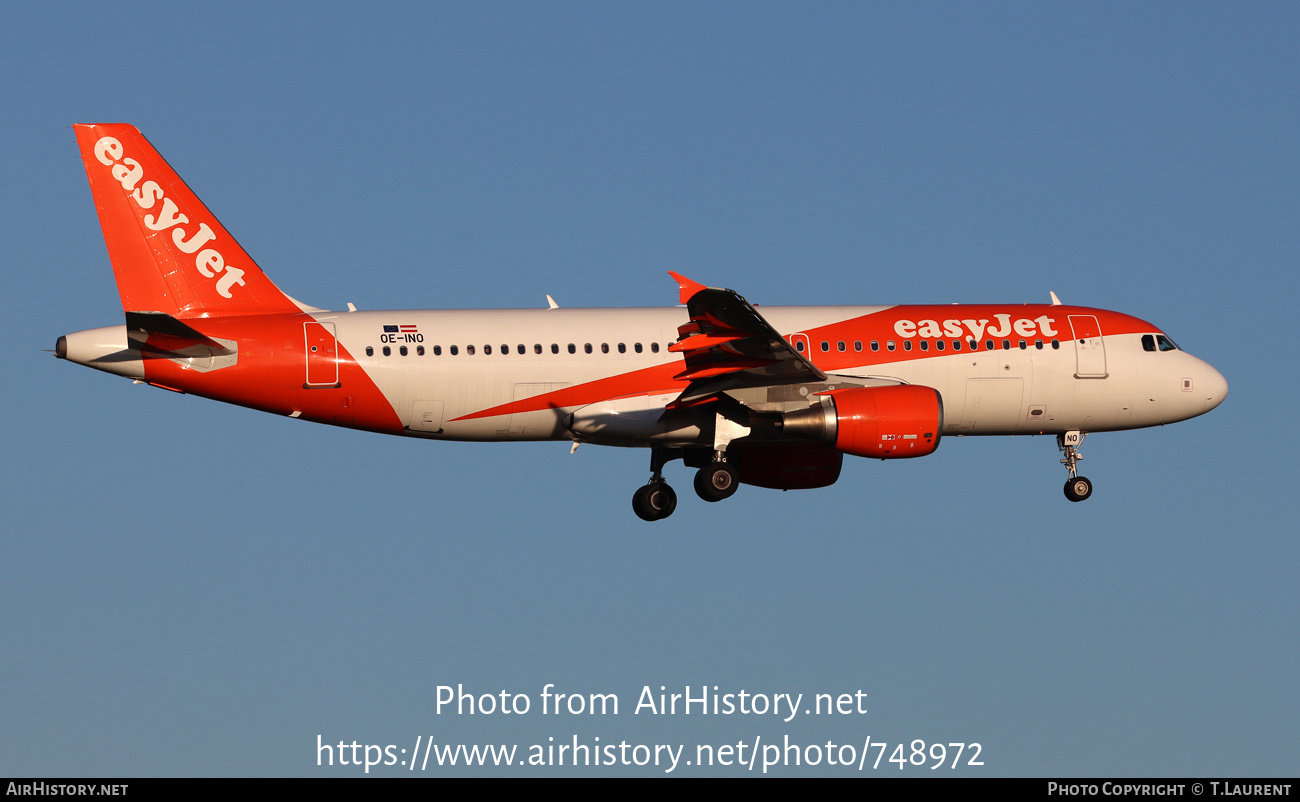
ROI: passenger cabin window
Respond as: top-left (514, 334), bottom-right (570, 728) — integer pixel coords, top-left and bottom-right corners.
top-left (584, 344), bottom-right (593, 354)
top-left (1035, 339), bottom-right (1043, 349)
top-left (820, 341), bottom-right (829, 352)
top-left (903, 341), bottom-right (911, 351)
top-left (887, 341), bottom-right (895, 351)
top-left (450, 345), bottom-right (459, 355)
top-left (568, 344), bottom-right (576, 354)
top-left (986, 340), bottom-right (994, 350)
top-left (434, 345), bottom-right (442, 356)
top-left (484, 345), bottom-right (492, 355)
top-left (534, 344), bottom-right (542, 354)
top-left (416, 345), bottom-right (425, 356)
top-left (651, 343), bottom-right (660, 353)
top-left (854, 341), bottom-right (862, 352)
top-left (601, 343), bottom-right (609, 354)
top-left (837, 341), bottom-right (845, 352)
top-left (551, 344), bottom-right (559, 354)
top-left (795, 340), bottom-right (805, 353)
top-left (618, 343), bottom-right (626, 353)
top-left (1002, 340), bottom-right (1011, 350)
top-left (400, 345), bottom-right (408, 356)
top-left (466, 345), bottom-right (475, 355)
top-left (365, 346), bottom-right (373, 356)
top-left (871, 341), bottom-right (879, 351)
top-left (383, 346), bottom-right (391, 356)
top-left (518, 344), bottom-right (526, 354)
top-left (634, 343), bottom-right (643, 353)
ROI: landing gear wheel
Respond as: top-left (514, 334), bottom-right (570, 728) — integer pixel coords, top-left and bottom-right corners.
top-left (694, 463), bottom-right (739, 502)
top-left (1064, 476), bottom-right (1093, 502)
top-left (633, 482), bottom-right (677, 521)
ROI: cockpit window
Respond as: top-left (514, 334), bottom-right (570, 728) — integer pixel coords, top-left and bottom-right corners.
top-left (1144, 333), bottom-right (1180, 352)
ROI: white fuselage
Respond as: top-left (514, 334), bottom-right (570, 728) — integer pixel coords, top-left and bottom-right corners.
top-left (320, 305), bottom-right (1225, 443)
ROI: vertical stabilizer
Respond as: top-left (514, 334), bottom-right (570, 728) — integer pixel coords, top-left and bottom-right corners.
top-left (73, 124), bottom-right (302, 318)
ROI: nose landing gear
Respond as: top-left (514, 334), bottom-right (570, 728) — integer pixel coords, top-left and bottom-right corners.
top-left (1064, 475), bottom-right (1093, 502)
top-left (1058, 431), bottom-right (1093, 502)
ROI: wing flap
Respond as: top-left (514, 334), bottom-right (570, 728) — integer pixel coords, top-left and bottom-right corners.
top-left (665, 273), bottom-right (826, 408)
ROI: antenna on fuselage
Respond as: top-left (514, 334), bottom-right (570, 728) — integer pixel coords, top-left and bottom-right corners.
top-left (1049, 291), bottom-right (1062, 306)
top-left (546, 295), bottom-right (559, 309)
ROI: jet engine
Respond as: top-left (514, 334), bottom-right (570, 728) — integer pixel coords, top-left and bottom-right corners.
top-left (780, 385), bottom-right (943, 459)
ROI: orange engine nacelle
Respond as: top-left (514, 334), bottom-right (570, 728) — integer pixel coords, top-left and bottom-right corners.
top-left (781, 385), bottom-right (944, 460)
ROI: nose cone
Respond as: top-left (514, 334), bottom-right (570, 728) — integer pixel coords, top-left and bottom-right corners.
top-left (1203, 363), bottom-right (1228, 413)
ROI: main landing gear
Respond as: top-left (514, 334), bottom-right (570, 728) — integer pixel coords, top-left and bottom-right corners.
top-left (632, 407), bottom-right (751, 521)
top-left (692, 406), bottom-right (744, 504)
top-left (630, 446), bottom-right (742, 520)
top-left (632, 447), bottom-right (678, 522)
top-left (1058, 431), bottom-right (1093, 502)
top-left (632, 482), bottom-right (677, 522)
top-left (694, 457), bottom-right (738, 503)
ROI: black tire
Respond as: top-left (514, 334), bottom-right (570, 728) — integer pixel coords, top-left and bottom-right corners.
top-left (694, 463), bottom-right (739, 502)
top-left (1064, 476), bottom-right (1093, 502)
top-left (633, 482), bottom-right (677, 521)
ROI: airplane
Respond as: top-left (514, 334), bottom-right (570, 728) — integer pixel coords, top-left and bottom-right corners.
top-left (57, 123), bottom-right (1228, 521)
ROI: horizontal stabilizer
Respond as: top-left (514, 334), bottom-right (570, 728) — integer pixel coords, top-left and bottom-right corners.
top-left (124, 311), bottom-right (234, 357)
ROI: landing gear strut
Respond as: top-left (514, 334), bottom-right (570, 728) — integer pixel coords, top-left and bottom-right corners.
top-left (692, 407), bottom-right (745, 503)
top-left (632, 447), bottom-right (678, 521)
top-left (1058, 431), bottom-right (1093, 502)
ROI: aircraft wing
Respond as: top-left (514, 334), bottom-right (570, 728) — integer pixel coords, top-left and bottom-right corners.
top-left (667, 272), bottom-right (826, 407)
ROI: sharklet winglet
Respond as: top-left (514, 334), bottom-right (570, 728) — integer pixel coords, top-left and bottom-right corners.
top-left (668, 271), bottom-right (709, 305)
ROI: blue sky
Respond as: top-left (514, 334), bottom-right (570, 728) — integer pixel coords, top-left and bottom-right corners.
top-left (2, 2), bottom-right (1295, 776)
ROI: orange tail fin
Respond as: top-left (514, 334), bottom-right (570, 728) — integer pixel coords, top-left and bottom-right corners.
top-left (74, 124), bottom-right (305, 318)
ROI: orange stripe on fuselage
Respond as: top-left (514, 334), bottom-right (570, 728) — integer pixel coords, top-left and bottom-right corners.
top-left (451, 361), bottom-right (687, 422)
top-left (138, 313), bottom-right (405, 435)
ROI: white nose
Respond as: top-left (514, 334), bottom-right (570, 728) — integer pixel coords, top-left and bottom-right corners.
top-left (1203, 364), bottom-right (1228, 412)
